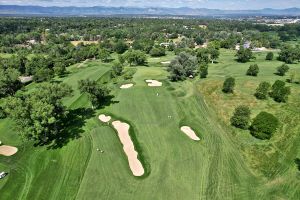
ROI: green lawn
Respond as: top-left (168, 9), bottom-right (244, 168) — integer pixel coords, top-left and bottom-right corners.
top-left (0, 50), bottom-right (299, 199)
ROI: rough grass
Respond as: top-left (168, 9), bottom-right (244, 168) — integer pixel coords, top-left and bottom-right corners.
top-left (198, 49), bottom-right (300, 199)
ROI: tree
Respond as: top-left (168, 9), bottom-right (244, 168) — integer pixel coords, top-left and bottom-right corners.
top-left (246, 64), bottom-right (259, 76)
top-left (250, 111), bottom-right (279, 140)
top-left (208, 47), bottom-right (220, 63)
top-left (254, 81), bottom-right (271, 100)
top-left (195, 36), bottom-right (204, 45)
top-left (0, 68), bottom-right (22, 97)
top-left (230, 105), bottom-right (251, 129)
top-left (278, 45), bottom-right (298, 64)
top-left (53, 61), bottom-right (66, 76)
top-left (132, 39), bottom-right (154, 53)
top-left (288, 70), bottom-right (299, 83)
top-left (33, 68), bottom-right (54, 82)
top-left (98, 48), bottom-right (111, 62)
top-left (265, 52), bottom-right (274, 61)
top-left (196, 48), bottom-right (210, 64)
top-left (0, 106), bottom-right (6, 119)
top-left (207, 40), bottom-right (221, 50)
top-left (270, 80), bottom-right (291, 103)
top-left (276, 64), bottom-right (289, 76)
top-left (111, 62), bottom-right (123, 77)
top-left (168, 52), bottom-right (198, 81)
top-left (114, 40), bottom-right (128, 54)
top-left (25, 55), bottom-right (53, 76)
top-left (222, 77), bottom-right (235, 93)
top-left (199, 63), bottom-right (208, 78)
top-left (118, 54), bottom-right (125, 66)
top-left (123, 50), bottom-right (147, 66)
top-left (149, 47), bottom-right (166, 57)
top-left (235, 47), bottom-right (255, 63)
top-left (3, 83), bottom-right (72, 142)
top-left (78, 79), bottom-right (110, 108)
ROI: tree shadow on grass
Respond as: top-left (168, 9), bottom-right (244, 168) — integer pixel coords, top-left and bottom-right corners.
top-left (295, 158), bottom-right (300, 171)
top-left (33, 94), bottom-right (118, 149)
top-left (45, 108), bottom-right (96, 150)
top-left (98, 95), bottom-right (119, 109)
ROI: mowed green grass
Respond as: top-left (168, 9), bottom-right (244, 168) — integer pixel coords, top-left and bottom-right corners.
top-left (0, 50), bottom-right (299, 200)
top-left (76, 65), bottom-right (259, 199)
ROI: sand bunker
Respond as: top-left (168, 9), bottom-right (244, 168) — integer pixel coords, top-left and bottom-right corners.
top-left (145, 80), bottom-right (162, 87)
top-left (112, 121), bottom-right (144, 176)
top-left (0, 145), bottom-right (18, 156)
top-left (180, 126), bottom-right (200, 141)
top-left (120, 83), bottom-right (134, 89)
top-left (99, 114), bottom-right (111, 123)
top-left (161, 61), bottom-right (171, 64)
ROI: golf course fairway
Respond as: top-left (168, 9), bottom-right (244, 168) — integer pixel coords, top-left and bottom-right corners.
top-left (0, 50), bottom-right (299, 200)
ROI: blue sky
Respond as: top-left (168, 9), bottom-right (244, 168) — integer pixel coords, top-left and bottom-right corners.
top-left (0, 0), bottom-right (299, 10)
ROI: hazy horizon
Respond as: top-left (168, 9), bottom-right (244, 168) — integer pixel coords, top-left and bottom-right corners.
top-left (1, 0), bottom-right (300, 10)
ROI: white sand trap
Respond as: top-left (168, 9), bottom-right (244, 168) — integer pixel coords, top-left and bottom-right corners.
top-left (0, 145), bottom-right (18, 156)
top-left (112, 121), bottom-right (144, 176)
top-left (99, 114), bottom-right (111, 123)
top-left (180, 126), bottom-right (200, 141)
top-left (161, 61), bottom-right (171, 64)
top-left (145, 80), bottom-right (162, 87)
top-left (120, 83), bottom-right (134, 89)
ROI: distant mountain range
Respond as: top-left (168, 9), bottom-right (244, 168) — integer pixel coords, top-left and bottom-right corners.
top-left (0, 5), bottom-right (300, 17)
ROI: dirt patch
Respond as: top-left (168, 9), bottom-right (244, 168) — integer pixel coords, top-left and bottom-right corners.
top-left (99, 114), bottom-right (111, 123)
top-left (120, 83), bottom-right (134, 89)
top-left (0, 145), bottom-right (18, 156)
top-left (112, 121), bottom-right (144, 176)
top-left (180, 126), bottom-right (200, 141)
top-left (146, 80), bottom-right (162, 87)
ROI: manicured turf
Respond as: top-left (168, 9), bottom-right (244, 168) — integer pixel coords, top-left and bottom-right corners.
top-left (0, 50), bottom-right (299, 199)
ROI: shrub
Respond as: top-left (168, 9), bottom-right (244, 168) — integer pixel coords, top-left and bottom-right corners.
top-left (222, 77), bottom-right (235, 93)
top-left (246, 64), bottom-right (259, 76)
top-left (250, 111), bottom-right (279, 140)
top-left (265, 52), bottom-right (274, 60)
top-left (276, 64), bottom-right (289, 76)
top-left (230, 105), bottom-right (251, 129)
top-left (270, 80), bottom-right (291, 103)
top-left (254, 81), bottom-right (271, 100)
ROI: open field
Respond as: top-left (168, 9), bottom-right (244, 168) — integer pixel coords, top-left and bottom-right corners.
top-left (0, 50), bottom-right (299, 199)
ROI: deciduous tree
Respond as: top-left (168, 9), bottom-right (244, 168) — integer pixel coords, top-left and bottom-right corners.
top-left (250, 111), bottom-right (279, 140)
top-left (230, 105), bottom-right (251, 129)
top-left (222, 77), bottom-right (235, 93)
